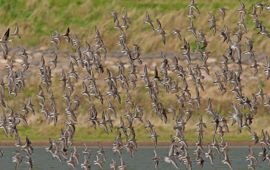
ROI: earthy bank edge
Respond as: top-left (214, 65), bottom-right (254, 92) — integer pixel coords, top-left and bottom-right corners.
top-left (0, 141), bottom-right (253, 147)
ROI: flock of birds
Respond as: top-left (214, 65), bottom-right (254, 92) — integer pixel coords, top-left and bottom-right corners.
top-left (0, 0), bottom-right (269, 169)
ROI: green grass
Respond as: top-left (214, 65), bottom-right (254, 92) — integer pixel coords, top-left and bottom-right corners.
top-left (0, 69), bottom-right (266, 143)
top-left (0, 124), bottom-right (253, 143)
top-left (0, 0), bottom-right (268, 53)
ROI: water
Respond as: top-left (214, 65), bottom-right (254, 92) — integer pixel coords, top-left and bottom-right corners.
top-left (0, 146), bottom-right (269, 170)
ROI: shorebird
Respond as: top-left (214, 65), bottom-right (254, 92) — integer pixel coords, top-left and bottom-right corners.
top-left (11, 23), bottom-right (21, 39)
top-left (51, 31), bottom-right (61, 45)
top-left (219, 7), bottom-right (227, 20)
top-left (205, 145), bottom-right (214, 165)
top-left (111, 11), bottom-right (118, 23)
top-left (155, 19), bottom-right (166, 45)
top-left (149, 128), bottom-right (158, 148)
top-left (208, 12), bottom-right (216, 35)
top-left (80, 155), bottom-right (91, 170)
top-left (164, 156), bottom-right (179, 169)
top-left (0, 28), bottom-right (10, 59)
top-left (67, 154), bottom-right (76, 169)
top-left (172, 29), bottom-right (182, 40)
top-left (222, 150), bottom-right (233, 170)
top-left (246, 146), bottom-right (257, 170)
top-left (264, 56), bottom-right (270, 79)
top-left (0, 28), bottom-right (10, 43)
top-left (25, 156), bottom-right (33, 170)
top-left (188, 0), bottom-right (200, 16)
top-left (94, 154), bottom-right (104, 169)
top-left (0, 149), bottom-right (3, 158)
top-left (258, 147), bottom-right (267, 161)
top-left (82, 144), bottom-right (91, 159)
top-left (97, 144), bottom-right (106, 161)
top-left (152, 149), bottom-right (160, 169)
top-left (145, 11), bottom-right (155, 31)
top-left (110, 159), bottom-right (117, 170)
top-left (229, 104), bottom-right (243, 132)
top-left (72, 146), bottom-right (80, 165)
top-left (12, 151), bottom-right (23, 170)
top-left (21, 136), bottom-right (33, 155)
top-left (62, 27), bottom-right (71, 42)
top-left (118, 157), bottom-right (127, 170)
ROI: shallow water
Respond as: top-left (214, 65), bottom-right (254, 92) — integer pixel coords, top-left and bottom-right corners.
top-left (0, 146), bottom-right (269, 170)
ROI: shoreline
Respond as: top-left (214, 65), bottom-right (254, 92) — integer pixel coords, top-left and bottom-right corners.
top-left (0, 141), bottom-right (255, 147)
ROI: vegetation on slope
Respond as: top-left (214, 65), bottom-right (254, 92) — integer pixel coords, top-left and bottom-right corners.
top-left (0, 0), bottom-right (269, 54)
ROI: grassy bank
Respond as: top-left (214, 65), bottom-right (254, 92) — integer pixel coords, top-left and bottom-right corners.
top-left (0, 57), bottom-right (269, 143)
top-left (0, 0), bottom-right (269, 54)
